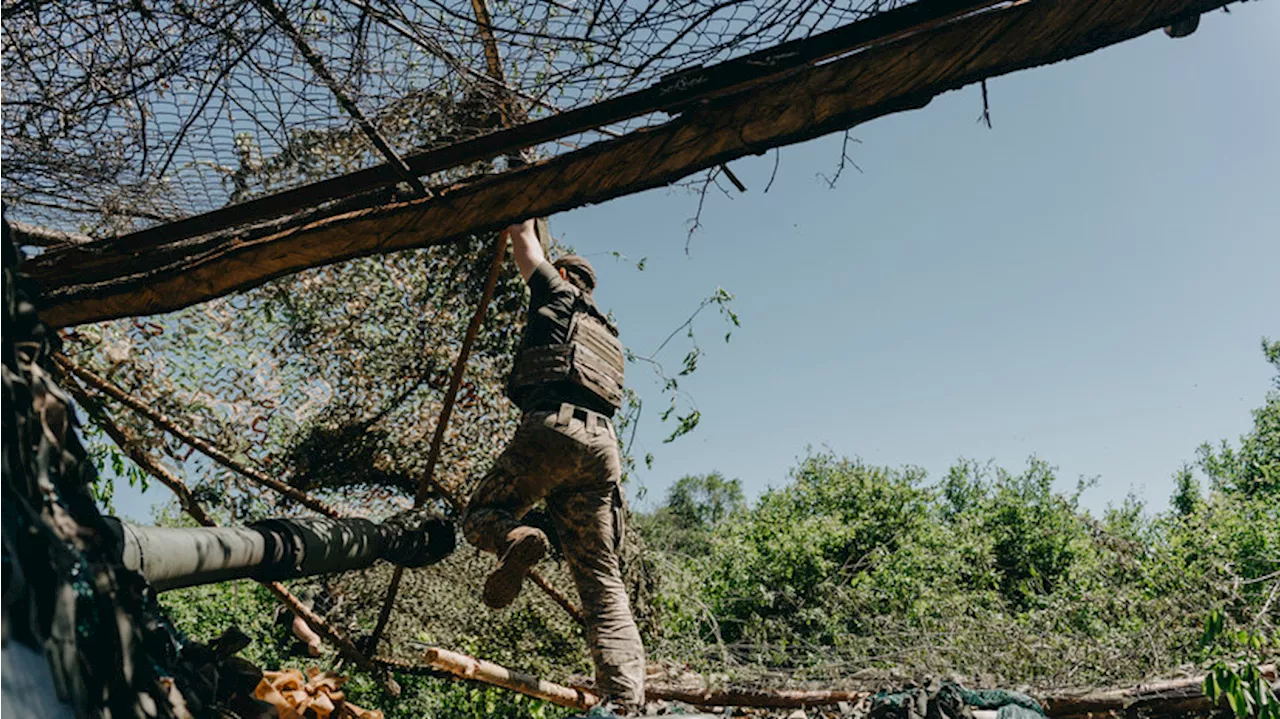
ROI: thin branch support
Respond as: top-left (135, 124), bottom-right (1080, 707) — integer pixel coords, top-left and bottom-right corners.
top-left (53, 353), bottom-right (342, 518)
top-left (422, 646), bottom-right (601, 710)
top-left (367, 236), bottom-right (504, 651)
top-left (251, 0), bottom-right (427, 196)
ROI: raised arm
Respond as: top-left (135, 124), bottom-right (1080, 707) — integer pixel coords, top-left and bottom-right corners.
top-left (508, 219), bottom-right (545, 282)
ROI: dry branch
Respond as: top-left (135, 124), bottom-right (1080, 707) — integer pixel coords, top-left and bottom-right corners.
top-left (421, 646), bottom-right (601, 710)
top-left (26, 0), bottom-right (1236, 327)
top-left (83, 396), bottom-right (218, 528)
top-left (646, 685), bottom-right (870, 708)
top-left (53, 353), bottom-right (342, 518)
top-left (7, 220), bottom-right (94, 247)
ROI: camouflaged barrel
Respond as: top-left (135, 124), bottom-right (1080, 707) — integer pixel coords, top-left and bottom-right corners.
top-left (104, 509), bottom-right (455, 593)
top-left (4, 218), bottom-right (254, 719)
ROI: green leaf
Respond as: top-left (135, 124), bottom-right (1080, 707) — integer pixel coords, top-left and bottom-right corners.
top-left (1205, 672), bottom-right (1220, 702)
top-left (1226, 689), bottom-right (1246, 718)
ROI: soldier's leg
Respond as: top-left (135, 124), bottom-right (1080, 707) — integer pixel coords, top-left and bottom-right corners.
top-left (548, 440), bottom-right (645, 707)
top-left (462, 410), bottom-right (583, 608)
top-left (461, 449), bottom-right (540, 557)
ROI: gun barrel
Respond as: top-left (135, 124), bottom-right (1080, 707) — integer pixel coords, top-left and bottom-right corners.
top-left (105, 511), bottom-right (454, 592)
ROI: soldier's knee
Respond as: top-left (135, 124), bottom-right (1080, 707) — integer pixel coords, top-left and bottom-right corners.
top-left (460, 510), bottom-right (491, 552)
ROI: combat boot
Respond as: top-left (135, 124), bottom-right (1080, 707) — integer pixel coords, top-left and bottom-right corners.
top-left (483, 526), bottom-right (550, 609)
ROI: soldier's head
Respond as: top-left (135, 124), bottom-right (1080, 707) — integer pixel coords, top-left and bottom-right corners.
top-left (554, 255), bottom-right (596, 294)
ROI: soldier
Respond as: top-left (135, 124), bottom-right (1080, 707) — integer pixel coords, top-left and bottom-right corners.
top-left (463, 218), bottom-right (645, 710)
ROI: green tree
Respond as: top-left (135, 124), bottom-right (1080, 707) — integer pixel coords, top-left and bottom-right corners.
top-left (639, 472), bottom-right (744, 555)
top-left (1198, 338), bottom-right (1280, 498)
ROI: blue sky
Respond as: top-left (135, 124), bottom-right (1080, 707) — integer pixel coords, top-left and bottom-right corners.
top-left (111, 3), bottom-right (1278, 521)
top-left (555, 3), bottom-right (1280, 514)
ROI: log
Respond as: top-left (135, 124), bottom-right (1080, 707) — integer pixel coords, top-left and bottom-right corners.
top-left (25, 0), bottom-right (1239, 327)
top-left (421, 646), bottom-right (601, 710)
top-left (647, 684), bottom-right (870, 708)
top-left (7, 220), bottom-right (94, 247)
top-left (1042, 664), bottom-right (1277, 719)
top-left (394, 648), bottom-right (1277, 717)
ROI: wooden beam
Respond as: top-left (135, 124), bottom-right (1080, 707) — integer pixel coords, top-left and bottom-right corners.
top-left (421, 646), bottom-right (601, 710)
top-left (58, 0), bottom-right (1002, 256)
top-left (25, 0), bottom-right (1232, 327)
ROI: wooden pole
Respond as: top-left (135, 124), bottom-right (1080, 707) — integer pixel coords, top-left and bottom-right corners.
top-left (365, 235), bottom-right (507, 651)
top-left (27, 0), bottom-right (1239, 327)
top-left (422, 646), bottom-right (601, 710)
top-left (365, 235), bottom-right (582, 654)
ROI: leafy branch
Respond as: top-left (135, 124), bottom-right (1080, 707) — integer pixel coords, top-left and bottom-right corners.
top-left (625, 287), bottom-right (739, 446)
top-left (1201, 608), bottom-right (1280, 719)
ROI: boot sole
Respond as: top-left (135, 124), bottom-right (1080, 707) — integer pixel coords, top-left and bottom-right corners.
top-left (483, 533), bottom-right (546, 609)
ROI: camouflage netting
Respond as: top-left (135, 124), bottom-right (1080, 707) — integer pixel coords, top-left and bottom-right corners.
top-left (49, 221), bottom-right (654, 676)
top-left (2, 0), bottom-right (910, 236)
top-left (1, 221), bottom-right (268, 718)
top-left (7, 0), bottom-right (691, 680)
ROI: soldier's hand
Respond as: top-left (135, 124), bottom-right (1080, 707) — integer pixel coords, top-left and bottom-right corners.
top-left (506, 219), bottom-right (536, 240)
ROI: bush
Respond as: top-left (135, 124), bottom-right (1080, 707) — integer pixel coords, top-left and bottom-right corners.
top-left (641, 405), bottom-right (1277, 687)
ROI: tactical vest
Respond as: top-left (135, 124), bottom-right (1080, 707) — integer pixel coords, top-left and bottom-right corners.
top-left (507, 290), bottom-right (625, 412)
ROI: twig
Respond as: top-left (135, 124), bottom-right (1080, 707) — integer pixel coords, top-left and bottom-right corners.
top-left (53, 353), bottom-right (342, 518)
top-left (685, 168), bottom-right (723, 252)
top-left (977, 79), bottom-right (993, 128)
top-left (764, 148), bottom-right (782, 194)
top-left (720, 164), bottom-right (748, 193)
top-left (251, 0), bottom-right (427, 197)
top-left (817, 130), bottom-right (863, 189)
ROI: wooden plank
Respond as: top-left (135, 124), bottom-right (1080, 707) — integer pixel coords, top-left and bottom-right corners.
top-left (25, 0), bottom-right (1230, 327)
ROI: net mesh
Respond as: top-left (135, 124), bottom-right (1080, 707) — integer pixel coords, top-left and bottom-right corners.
top-left (7, 0), bottom-right (909, 693)
top-left (3, 0), bottom-right (906, 235)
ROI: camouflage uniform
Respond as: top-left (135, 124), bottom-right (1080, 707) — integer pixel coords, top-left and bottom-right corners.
top-left (463, 260), bottom-right (645, 706)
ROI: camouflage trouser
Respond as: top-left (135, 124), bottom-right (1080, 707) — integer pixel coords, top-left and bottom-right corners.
top-left (462, 403), bottom-right (646, 706)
